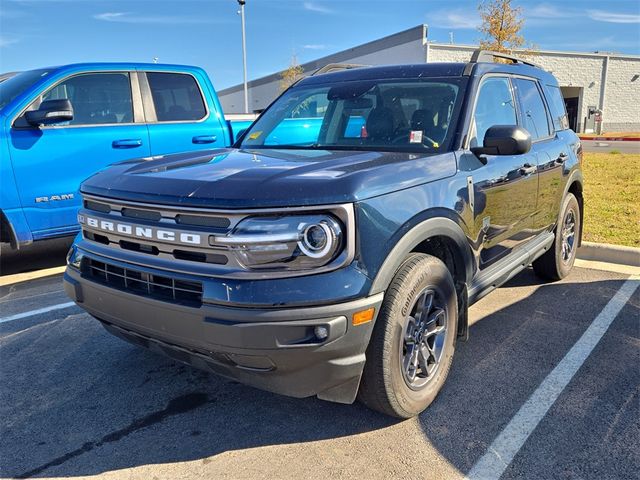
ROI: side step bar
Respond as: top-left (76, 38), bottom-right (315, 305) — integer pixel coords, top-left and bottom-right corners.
top-left (468, 232), bottom-right (555, 305)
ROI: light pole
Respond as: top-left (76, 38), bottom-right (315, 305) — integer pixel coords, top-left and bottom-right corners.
top-left (237, 0), bottom-right (249, 113)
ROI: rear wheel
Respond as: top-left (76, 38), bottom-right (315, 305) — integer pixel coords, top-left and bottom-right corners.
top-left (358, 254), bottom-right (457, 418)
top-left (533, 193), bottom-right (580, 281)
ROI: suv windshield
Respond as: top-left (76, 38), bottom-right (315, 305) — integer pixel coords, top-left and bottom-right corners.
top-left (240, 77), bottom-right (464, 153)
top-left (0, 68), bottom-right (52, 111)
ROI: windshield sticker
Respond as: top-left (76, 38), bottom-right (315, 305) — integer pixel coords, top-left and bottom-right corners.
top-left (248, 131), bottom-right (262, 140)
top-left (409, 130), bottom-right (423, 143)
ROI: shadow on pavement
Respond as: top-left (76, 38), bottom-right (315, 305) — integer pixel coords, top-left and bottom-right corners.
top-left (0, 269), bottom-right (636, 478)
top-left (0, 237), bottom-right (73, 276)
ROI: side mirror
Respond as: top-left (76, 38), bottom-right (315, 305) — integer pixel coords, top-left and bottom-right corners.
top-left (25, 99), bottom-right (74, 127)
top-left (471, 125), bottom-right (531, 156)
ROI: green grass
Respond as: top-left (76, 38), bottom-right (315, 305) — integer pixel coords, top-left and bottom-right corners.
top-left (582, 152), bottom-right (639, 247)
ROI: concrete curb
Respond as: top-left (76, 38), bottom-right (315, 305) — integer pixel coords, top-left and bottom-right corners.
top-left (577, 242), bottom-right (640, 267)
top-left (578, 136), bottom-right (640, 142)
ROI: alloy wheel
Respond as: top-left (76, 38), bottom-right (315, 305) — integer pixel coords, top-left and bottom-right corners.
top-left (399, 288), bottom-right (447, 390)
top-left (561, 209), bottom-right (576, 263)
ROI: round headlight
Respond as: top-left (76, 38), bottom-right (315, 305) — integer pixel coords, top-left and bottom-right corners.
top-left (299, 222), bottom-right (335, 258)
top-left (218, 213), bottom-right (345, 271)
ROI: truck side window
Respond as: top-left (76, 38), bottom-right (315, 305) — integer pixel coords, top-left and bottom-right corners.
top-left (147, 73), bottom-right (206, 122)
top-left (41, 72), bottom-right (133, 125)
top-left (513, 79), bottom-right (552, 140)
top-left (471, 77), bottom-right (516, 148)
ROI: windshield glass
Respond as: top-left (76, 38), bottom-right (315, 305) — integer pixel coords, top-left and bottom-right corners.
top-left (240, 78), bottom-right (464, 152)
top-left (0, 69), bottom-right (52, 111)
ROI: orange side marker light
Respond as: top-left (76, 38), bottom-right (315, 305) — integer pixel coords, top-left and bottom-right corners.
top-left (353, 307), bottom-right (375, 326)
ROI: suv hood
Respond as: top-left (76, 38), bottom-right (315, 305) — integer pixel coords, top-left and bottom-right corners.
top-left (81, 148), bottom-right (457, 208)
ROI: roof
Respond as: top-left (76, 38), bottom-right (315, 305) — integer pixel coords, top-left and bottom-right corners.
top-left (299, 63), bottom-right (467, 85)
top-left (296, 59), bottom-right (557, 86)
top-left (47, 62), bottom-right (204, 72)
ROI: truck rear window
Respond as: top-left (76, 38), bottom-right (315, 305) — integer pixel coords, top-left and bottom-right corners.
top-left (147, 72), bottom-right (206, 122)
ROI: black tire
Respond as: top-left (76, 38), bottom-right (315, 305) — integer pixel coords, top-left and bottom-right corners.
top-left (358, 253), bottom-right (457, 418)
top-left (533, 193), bottom-right (580, 281)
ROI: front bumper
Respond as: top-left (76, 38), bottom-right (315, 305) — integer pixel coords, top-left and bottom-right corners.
top-left (64, 255), bottom-right (383, 404)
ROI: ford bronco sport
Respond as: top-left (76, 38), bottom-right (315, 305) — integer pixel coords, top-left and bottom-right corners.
top-left (64, 50), bottom-right (583, 418)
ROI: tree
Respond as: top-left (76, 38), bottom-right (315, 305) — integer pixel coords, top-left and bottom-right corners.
top-left (478, 0), bottom-right (526, 54)
top-left (280, 55), bottom-right (304, 91)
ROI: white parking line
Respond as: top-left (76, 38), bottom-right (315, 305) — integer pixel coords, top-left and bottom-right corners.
top-left (0, 301), bottom-right (77, 324)
top-left (466, 275), bottom-right (639, 480)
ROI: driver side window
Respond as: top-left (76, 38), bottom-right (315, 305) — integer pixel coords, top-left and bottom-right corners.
top-left (30, 72), bottom-right (133, 126)
top-left (471, 77), bottom-right (516, 147)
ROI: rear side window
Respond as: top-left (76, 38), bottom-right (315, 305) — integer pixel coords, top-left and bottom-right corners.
top-left (147, 72), bottom-right (206, 122)
top-left (545, 85), bottom-right (569, 131)
top-left (514, 79), bottom-right (551, 140)
top-left (40, 72), bottom-right (133, 125)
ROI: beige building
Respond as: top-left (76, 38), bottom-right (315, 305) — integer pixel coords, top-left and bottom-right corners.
top-left (218, 25), bottom-right (640, 133)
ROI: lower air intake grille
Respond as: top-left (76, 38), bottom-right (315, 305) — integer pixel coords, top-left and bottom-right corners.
top-left (84, 258), bottom-right (203, 307)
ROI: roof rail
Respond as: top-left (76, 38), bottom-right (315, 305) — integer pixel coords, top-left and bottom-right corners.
top-left (469, 49), bottom-right (540, 68)
top-left (311, 63), bottom-right (367, 76)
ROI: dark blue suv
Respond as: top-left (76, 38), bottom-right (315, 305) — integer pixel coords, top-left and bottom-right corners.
top-left (64, 51), bottom-right (583, 418)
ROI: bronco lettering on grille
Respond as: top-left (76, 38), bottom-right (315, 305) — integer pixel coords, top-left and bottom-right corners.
top-left (78, 214), bottom-right (202, 245)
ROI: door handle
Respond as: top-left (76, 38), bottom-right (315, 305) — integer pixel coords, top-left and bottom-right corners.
top-left (112, 139), bottom-right (142, 149)
top-left (192, 135), bottom-right (217, 144)
top-left (519, 164), bottom-right (537, 176)
top-left (555, 152), bottom-right (569, 164)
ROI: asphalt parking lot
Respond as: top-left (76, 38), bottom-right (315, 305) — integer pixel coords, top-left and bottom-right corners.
top-left (581, 139), bottom-right (640, 154)
top-left (0, 248), bottom-right (638, 479)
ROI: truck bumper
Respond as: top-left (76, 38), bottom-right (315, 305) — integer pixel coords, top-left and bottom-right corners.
top-left (64, 261), bottom-right (383, 404)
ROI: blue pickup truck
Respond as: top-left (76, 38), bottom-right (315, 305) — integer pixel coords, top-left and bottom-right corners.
top-left (0, 63), bottom-right (241, 249)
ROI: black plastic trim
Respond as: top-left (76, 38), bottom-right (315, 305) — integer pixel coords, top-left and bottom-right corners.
top-left (468, 231), bottom-right (554, 304)
top-left (370, 216), bottom-right (474, 295)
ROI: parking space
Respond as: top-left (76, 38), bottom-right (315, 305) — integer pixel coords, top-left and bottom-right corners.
top-left (0, 265), bottom-right (638, 479)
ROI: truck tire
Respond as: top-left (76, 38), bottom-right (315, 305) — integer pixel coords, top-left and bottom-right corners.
top-left (358, 253), bottom-right (457, 418)
top-left (533, 193), bottom-right (580, 281)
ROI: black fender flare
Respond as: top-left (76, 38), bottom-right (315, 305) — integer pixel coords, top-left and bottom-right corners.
top-left (369, 216), bottom-right (474, 295)
top-left (0, 210), bottom-right (18, 249)
top-left (562, 168), bottom-right (584, 245)
top-left (563, 167), bottom-right (584, 199)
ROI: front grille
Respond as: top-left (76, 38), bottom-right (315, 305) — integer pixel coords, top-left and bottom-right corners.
top-left (122, 207), bottom-right (161, 222)
top-left (84, 258), bottom-right (203, 307)
top-left (80, 196), bottom-right (243, 268)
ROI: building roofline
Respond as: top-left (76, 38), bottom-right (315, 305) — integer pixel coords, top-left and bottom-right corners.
top-left (218, 24), bottom-right (427, 96)
top-left (219, 29), bottom-right (639, 98)
top-left (428, 42), bottom-right (640, 60)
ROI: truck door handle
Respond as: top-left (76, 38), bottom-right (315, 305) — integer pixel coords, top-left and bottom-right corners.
top-left (556, 152), bottom-right (569, 164)
top-left (519, 164), bottom-right (537, 176)
top-left (192, 135), bottom-right (217, 144)
top-left (112, 139), bottom-right (142, 149)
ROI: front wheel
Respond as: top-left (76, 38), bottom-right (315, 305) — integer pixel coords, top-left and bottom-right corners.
top-left (358, 254), bottom-right (457, 418)
top-left (533, 192), bottom-right (581, 281)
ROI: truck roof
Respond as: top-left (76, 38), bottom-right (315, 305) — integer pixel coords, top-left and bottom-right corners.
top-left (36, 62), bottom-right (208, 75)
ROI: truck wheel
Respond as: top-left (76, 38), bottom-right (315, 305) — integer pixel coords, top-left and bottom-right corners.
top-left (533, 193), bottom-right (580, 281)
top-left (358, 254), bottom-right (457, 418)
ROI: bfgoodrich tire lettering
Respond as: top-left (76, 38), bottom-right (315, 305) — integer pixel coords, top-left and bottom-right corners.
top-left (358, 253), bottom-right (457, 418)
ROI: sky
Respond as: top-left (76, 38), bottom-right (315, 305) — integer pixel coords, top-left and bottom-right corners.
top-left (0, 0), bottom-right (639, 89)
